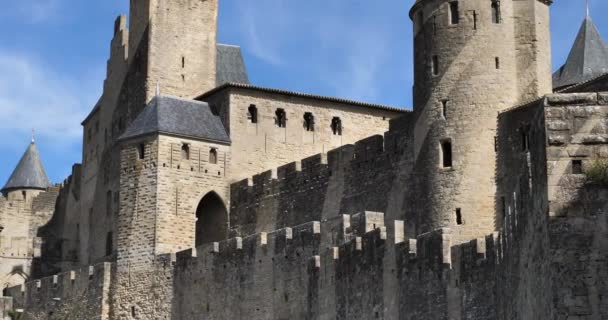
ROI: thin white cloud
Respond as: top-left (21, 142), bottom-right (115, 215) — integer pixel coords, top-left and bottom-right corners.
top-left (0, 53), bottom-right (94, 146)
top-left (231, 0), bottom-right (394, 102)
top-left (1, 0), bottom-right (61, 24)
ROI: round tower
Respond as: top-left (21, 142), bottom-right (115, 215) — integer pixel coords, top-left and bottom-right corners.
top-left (409, 0), bottom-right (552, 242)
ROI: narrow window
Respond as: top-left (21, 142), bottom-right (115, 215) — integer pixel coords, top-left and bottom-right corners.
top-left (248, 104), bottom-right (258, 123)
top-left (473, 10), bottom-right (478, 30)
top-left (275, 109), bottom-right (287, 128)
top-left (500, 197), bottom-right (506, 220)
top-left (492, 1), bottom-right (501, 24)
top-left (106, 191), bottom-right (112, 216)
top-left (433, 15), bottom-right (437, 35)
top-left (495, 57), bottom-right (500, 69)
top-left (449, 2), bottom-right (459, 25)
top-left (209, 148), bottom-right (218, 164)
top-left (106, 232), bottom-right (113, 256)
top-left (22, 191), bottom-right (27, 200)
top-left (131, 306), bottom-right (136, 318)
top-left (304, 112), bottom-right (315, 131)
top-left (572, 160), bottom-right (583, 174)
top-left (521, 129), bottom-right (530, 152)
top-left (441, 140), bottom-right (453, 168)
top-left (441, 100), bottom-right (448, 119)
top-left (138, 144), bottom-right (145, 160)
top-left (182, 56), bottom-right (185, 68)
top-left (455, 208), bottom-right (463, 225)
top-left (331, 117), bottom-right (343, 135)
top-left (181, 144), bottom-right (190, 160)
top-left (432, 55), bottom-right (439, 75)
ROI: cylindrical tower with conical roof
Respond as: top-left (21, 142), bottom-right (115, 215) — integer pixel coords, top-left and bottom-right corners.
top-left (409, 0), bottom-right (553, 243)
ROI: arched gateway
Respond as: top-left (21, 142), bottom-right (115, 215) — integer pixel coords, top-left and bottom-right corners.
top-left (195, 192), bottom-right (228, 247)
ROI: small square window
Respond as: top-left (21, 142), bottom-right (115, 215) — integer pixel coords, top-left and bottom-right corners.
top-left (572, 160), bottom-right (583, 174)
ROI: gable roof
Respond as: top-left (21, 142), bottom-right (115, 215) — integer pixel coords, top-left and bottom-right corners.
top-left (217, 44), bottom-right (250, 85)
top-left (2, 142), bottom-right (50, 193)
top-left (553, 16), bottom-right (608, 90)
top-left (119, 96), bottom-right (231, 144)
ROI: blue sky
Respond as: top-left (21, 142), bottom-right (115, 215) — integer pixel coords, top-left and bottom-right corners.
top-left (0, 0), bottom-right (606, 185)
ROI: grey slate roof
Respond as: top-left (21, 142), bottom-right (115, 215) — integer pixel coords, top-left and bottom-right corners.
top-left (119, 96), bottom-right (231, 144)
top-left (2, 142), bottom-right (50, 193)
top-left (216, 44), bottom-right (250, 85)
top-left (553, 16), bottom-right (608, 90)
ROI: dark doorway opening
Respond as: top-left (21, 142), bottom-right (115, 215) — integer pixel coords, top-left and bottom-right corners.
top-left (195, 192), bottom-right (228, 247)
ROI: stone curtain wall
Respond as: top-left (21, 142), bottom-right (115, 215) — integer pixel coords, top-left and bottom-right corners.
top-left (544, 93), bottom-right (608, 319)
top-left (5, 263), bottom-right (112, 320)
top-left (217, 88), bottom-right (404, 183)
top-left (229, 115), bottom-right (415, 237)
top-left (0, 187), bottom-right (59, 289)
top-left (496, 92), bottom-right (608, 319)
top-left (496, 99), bottom-right (554, 319)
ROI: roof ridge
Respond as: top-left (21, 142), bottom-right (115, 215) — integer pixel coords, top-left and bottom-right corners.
top-left (197, 82), bottom-right (409, 113)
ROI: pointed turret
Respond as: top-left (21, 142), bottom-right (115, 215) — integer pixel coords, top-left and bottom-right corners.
top-left (2, 141), bottom-right (50, 194)
top-left (553, 16), bottom-right (608, 90)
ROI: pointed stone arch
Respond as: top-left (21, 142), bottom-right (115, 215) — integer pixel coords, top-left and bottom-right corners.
top-left (195, 192), bottom-right (228, 247)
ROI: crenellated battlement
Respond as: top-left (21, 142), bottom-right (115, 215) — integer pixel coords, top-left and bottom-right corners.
top-left (4, 263), bottom-right (112, 319)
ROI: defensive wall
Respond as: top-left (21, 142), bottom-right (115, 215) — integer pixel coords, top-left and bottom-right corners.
top-left (2, 92), bottom-right (607, 319)
top-left (5, 263), bottom-right (112, 320)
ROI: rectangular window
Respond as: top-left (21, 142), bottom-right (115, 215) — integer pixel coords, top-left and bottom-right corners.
top-left (495, 57), bottom-right (500, 69)
top-left (572, 160), bottom-right (583, 174)
top-left (304, 112), bottom-right (315, 131)
top-left (441, 140), bottom-right (453, 168)
top-left (441, 100), bottom-right (448, 119)
top-left (275, 109), bottom-right (287, 128)
top-left (209, 148), bottom-right (218, 164)
top-left (331, 117), bottom-right (343, 136)
top-left (248, 104), bottom-right (258, 123)
top-left (492, 1), bottom-right (501, 24)
top-left (138, 144), bottom-right (145, 160)
top-left (106, 232), bottom-right (113, 257)
top-left (432, 55), bottom-right (439, 75)
top-left (473, 10), bottom-right (478, 30)
top-left (449, 2), bottom-right (459, 25)
top-left (456, 208), bottom-right (463, 225)
top-left (521, 129), bottom-right (530, 152)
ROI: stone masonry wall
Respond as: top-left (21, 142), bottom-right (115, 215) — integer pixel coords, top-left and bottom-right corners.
top-left (5, 263), bottom-right (112, 320)
top-left (201, 87), bottom-right (406, 183)
top-left (0, 188), bottom-right (59, 290)
top-left (228, 115), bottom-right (414, 238)
top-left (155, 135), bottom-right (231, 255)
top-left (544, 93), bottom-right (608, 319)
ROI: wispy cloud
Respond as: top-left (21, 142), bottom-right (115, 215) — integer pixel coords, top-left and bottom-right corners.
top-left (0, 53), bottom-right (95, 147)
top-left (231, 0), bottom-right (396, 103)
top-left (1, 0), bottom-right (61, 24)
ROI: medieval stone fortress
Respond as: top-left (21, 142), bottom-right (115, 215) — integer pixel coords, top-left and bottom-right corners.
top-left (0, 0), bottom-right (607, 318)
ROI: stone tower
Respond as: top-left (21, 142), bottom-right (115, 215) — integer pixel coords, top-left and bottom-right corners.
top-left (128, 0), bottom-right (219, 101)
top-left (111, 96), bottom-right (231, 318)
top-left (409, 0), bottom-right (552, 243)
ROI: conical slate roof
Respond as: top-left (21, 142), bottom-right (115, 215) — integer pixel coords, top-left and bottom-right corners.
top-left (2, 142), bottom-right (50, 193)
top-left (553, 16), bottom-right (608, 90)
